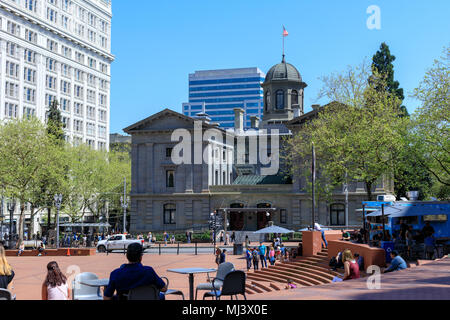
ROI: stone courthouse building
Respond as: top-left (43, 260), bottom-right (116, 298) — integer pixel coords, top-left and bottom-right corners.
top-left (124, 56), bottom-right (393, 238)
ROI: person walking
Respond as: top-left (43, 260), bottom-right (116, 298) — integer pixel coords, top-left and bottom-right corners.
top-left (41, 261), bottom-right (71, 300)
top-left (314, 223), bottom-right (328, 248)
top-left (252, 248), bottom-right (260, 271)
top-left (268, 246), bottom-right (276, 265)
top-left (219, 249), bottom-right (227, 264)
top-left (215, 248), bottom-right (222, 267)
top-left (258, 242), bottom-right (267, 268)
top-left (245, 247), bottom-right (253, 271)
top-left (17, 242), bottom-right (25, 256)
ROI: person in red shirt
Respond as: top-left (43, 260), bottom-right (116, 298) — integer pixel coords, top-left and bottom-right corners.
top-left (342, 249), bottom-right (360, 281)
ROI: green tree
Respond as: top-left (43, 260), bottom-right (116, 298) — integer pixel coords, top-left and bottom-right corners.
top-left (371, 42), bottom-right (433, 199)
top-left (288, 62), bottom-right (407, 200)
top-left (371, 42), bottom-right (408, 116)
top-left (46, 100), bottom-right (65, 143)
top-left (0, 118), bottom-right (65, 246)
top-left (410, 45), bottom-right (450, 199)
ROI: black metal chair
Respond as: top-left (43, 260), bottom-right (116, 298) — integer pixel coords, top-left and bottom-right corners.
top-left (127, 285), bottom-right (160, 300)
top-left (203, 270), bottom-right (246, 300)
top-left (161, 276), bottom-right (185, 300)
top-left (0, 289), bottom-right (14, 300)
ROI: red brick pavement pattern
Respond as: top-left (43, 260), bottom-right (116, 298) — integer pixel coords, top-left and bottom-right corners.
top-left (249, 257), bottom-right (450, 300)
top-left (6, 253), bottom-right (248, 300)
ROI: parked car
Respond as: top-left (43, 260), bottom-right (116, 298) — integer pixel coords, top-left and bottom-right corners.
top-left (96, 234), bottom-right (148, 253)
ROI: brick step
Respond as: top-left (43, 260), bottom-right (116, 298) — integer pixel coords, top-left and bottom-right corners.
top-left (247, 272), bottom-right (308, 287)
top-left (251, 281), bottom-right (273, 293)
top-left (270, 265), bottom-right (334, 282)
top-left (246, 283), bottom-right (264, 294)
top-left (292, 258), bottom-right (330, 268)
top-left (317, 252), bottom-right (328, 257)
top-left (287, 261), bottom-right (341, 277)
top-left (269, 283), bottom-right (282, 291)
top-left (255, 270), bottom-right (317, 287)
top-left (296, 256), bottom-right (329, 263)
top-left (263, 267), bottom-right (328, 286)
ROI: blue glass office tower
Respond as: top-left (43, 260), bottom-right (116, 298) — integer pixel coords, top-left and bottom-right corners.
top-left (182, 68), bottom-right (265, 129)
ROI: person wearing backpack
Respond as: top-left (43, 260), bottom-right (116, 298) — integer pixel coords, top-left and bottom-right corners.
top-left (245, 247), bottom-right (253, 271)
top-left (252, 248), bottom-right (260, 271)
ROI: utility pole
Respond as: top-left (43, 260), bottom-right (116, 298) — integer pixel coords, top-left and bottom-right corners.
top-left (311, 143), bottom-right (316, 229)
top-left (120, 177), bottom-right (129, 234)
top-left (344, 171), bottom-right (349, 227)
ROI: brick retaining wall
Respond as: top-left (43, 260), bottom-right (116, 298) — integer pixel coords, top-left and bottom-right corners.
top-left (6, 248), bottom-right (96, 257)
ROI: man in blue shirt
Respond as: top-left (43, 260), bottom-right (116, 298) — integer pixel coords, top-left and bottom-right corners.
top-left (384, 251), bottom-right (407, 273)
top-left (258, 242), bottom-right (267, 268)
top-left (104, 243), bottom-right (167, 300)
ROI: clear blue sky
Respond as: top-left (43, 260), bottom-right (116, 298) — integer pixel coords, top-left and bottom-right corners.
top-left (110, 0), bottom-right (450, 134)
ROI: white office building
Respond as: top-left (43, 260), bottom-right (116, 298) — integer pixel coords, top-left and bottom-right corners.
top-left (183, 68), bottom-right (265, 129)
top-left (0, 0), bottom-right (113, 241)
top-left (0, 0), bottom-right (114, 150)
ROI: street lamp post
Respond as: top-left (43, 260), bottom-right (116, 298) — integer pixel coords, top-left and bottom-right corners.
top-left (54, 194), bottom-right (63, 249)
top-left (210, 212), bottom-right (217, 248)
top-left (120, 177), bottom-right (129, 234)
top-left (7, 200), bottom-right (16, 249)
top-left (0, 197), bottom-right (4, 242)
top-left (120, 195), bottom-right (129, 234)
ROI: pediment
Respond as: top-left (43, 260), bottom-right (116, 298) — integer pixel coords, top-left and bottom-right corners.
top-left (123, 109), bottom-right (196, 133)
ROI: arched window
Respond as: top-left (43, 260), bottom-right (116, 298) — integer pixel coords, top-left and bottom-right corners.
top-left (164, 204), bottom-right (176, 225)
top-left (275, 90), bottom-right (284, 110)
top-left (330, 204), bottom-right (345, 226)
top-left (264, 91), bottom-right (271, 111)
top-left (291, 90), bottom-right (299, 105)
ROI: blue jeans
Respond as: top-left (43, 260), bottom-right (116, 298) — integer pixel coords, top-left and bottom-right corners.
top-left (321, 231), bottom-right (328, 248)
top-left (260, 255), bottom-right (267, 268)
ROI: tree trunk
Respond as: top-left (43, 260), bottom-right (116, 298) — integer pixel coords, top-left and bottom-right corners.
top-left (17, 203), bottom-right (25, 248)
top-left (47, 207), bottom-right (51, 236)
top-left (29, 206), bottom-right (36, 239)
top-left (365, 181), bottom-right (374, 201)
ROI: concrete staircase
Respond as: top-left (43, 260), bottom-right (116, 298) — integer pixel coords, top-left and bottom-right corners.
top-left (244, 248), bottom-right (343, 295)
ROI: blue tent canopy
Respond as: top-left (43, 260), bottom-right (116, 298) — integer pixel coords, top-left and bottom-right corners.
top-left (254, 225), bottom-right (295, 234)
top-left (366, 204), bottom-right (449, 218)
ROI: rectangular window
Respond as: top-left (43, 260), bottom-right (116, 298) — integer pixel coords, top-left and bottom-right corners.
top-left (24, 49), bottom-right (36, 64)
top-left (330, 204), bottom-right (346, 226)
top-left (6, 61), bottom-right (19, 78)
top-left (24, 67), bottom-right (36, 83)
top-left (47, 39), bottom-right (58, 53)
top-left (163, 204), bottom-right (176, 225)
top-left (5, 82), bottom-right (19, 98)
top-left (74, 103), bottom-right (83, 116)
top-left (60, 98), bottom-right (70, 112)
top-left (7, 42), bottom-right (19, 58)
top-left (166, 170), bottom-right (175, 188)
top-left (166, 148), bottom-right (173, 158)
top-left (23, 88), bottom-right (36, 103)
top-left (25, 29), bottom-right (37, 43)
top-left (7, 21), bottom-right (20, 36)
top-left (4, 103), bottom-right (18, 118)
top-left (280, 209), bottom-right (287, 224)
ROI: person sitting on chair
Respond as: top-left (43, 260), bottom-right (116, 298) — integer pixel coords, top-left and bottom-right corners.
top-left (103, 243), bottom-right (167, 300)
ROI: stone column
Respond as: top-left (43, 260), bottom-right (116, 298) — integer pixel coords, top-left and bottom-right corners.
top-left (146, 143), bottom-right (154, 193)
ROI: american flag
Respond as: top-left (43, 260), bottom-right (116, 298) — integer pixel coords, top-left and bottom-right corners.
top-left (283, 26), bottom-right (289, 37)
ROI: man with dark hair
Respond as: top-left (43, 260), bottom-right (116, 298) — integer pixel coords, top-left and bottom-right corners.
top-left (104, 243), bottom-right (167, 300)
top-left (219, 249), bottom-right (227, 264)
top-left (384, 250), bottom-right (407, 273)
